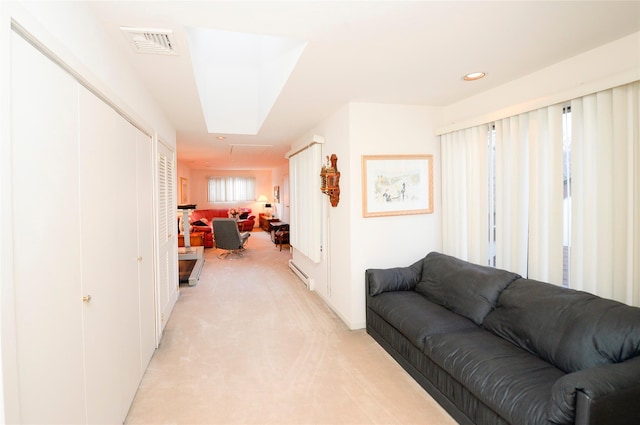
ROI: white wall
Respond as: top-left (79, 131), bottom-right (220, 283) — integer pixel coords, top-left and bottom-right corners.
top-left (347, 103), bottom-right (442, 327)
top-left (176, 161), bottom-right (193, 204)
top-left (292, 103), bottom-right (442, 330)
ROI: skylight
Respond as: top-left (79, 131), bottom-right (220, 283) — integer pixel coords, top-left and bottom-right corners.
top-left (186, 27), bottom-right (307, 135)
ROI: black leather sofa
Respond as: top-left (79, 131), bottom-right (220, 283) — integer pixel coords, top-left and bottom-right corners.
top-left (365, 252), bottom-right (640, 425)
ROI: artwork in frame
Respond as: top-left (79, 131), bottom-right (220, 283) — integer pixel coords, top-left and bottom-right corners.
top-left (179, 177), bottom-right (188, 205)
top-left (361, 154), bottom-right (434, 217)
top-left (274, 185), bottom-right (280, 203)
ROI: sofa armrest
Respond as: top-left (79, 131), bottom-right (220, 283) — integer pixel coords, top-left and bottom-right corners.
top-left (365, 259), bottom-right (422, 297)
top-left (192, 224), bottom-right (212, 233)
top-left (549, 356), bottom-right (640, 425)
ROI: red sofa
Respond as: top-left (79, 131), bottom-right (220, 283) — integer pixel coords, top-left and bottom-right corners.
top-left (190, 208), bottom-right (255, 248)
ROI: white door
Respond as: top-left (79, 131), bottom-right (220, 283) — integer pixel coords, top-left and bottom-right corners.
top-left (9, 30), bottom-right (86, 425)
top-left (137, 132), bottom-right (157, 371)
top-left (156, 141), bottom-right (178, 337)
top-left (78, 85), bottom-right (139, 424)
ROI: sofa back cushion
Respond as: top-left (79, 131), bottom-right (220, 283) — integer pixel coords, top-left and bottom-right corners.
top-left (483, 278), bottom-right (640, 373)
top-left (414, 252), bottom-right (520, 325)
top-left (192, 209), bottom-right (252, 222)
top-left (192, 209), bottom-right (225, 222)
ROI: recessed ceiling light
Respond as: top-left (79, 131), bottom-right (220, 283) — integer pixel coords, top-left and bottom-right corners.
top-left (463, 72), bottom-right (486, 81)
top-left (216, 136), bottom-right (226, 140)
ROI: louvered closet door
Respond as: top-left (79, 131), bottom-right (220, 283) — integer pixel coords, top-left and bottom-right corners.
top-left (156, 141), bottom-right (178, 335)
top-left (9, 30), bottom-right (86, 425)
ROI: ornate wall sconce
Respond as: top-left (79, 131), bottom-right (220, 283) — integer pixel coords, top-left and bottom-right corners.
top-left (320, 154), bottom-right (340, 207)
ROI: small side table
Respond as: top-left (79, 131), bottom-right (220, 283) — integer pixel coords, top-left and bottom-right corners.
top-left (259, 215), bottom-right (279, 232)
top-left (269, 222), bottom-right (289, 251)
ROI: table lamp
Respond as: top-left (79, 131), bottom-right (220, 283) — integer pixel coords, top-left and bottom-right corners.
top-left (257, 194), bottom-right (271, 218)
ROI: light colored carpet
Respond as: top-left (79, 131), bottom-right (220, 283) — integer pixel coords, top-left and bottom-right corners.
top-left (125, 230), bottom-right (456, 425)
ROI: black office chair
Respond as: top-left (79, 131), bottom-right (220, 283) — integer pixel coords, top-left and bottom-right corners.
top-left (212, 218), bottom-right (251, 259)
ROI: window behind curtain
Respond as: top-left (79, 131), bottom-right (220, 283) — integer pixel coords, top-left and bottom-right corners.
top-left (207, 176), bottom-right (256, 202)
top-left (562, 106), bottom-right (572, 286)
top-left (443, 81), bottom-right (639, 306)
top-left (491, 106), bottom-right (567, 284)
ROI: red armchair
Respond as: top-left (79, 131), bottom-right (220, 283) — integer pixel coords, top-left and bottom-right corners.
top-left (237, 217), bottom-right (255, 232)
top-left (190, 209), bottom-right (255, 248)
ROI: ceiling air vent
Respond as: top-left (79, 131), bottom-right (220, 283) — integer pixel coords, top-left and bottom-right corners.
top-left (120, 27), bottom-right (177, 55)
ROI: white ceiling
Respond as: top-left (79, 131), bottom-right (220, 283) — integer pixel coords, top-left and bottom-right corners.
top-left (88, 1), bottom-right (640, 170)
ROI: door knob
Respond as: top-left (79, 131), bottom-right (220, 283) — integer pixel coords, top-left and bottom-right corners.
top-left (82, 295), bottom-right (92, 303)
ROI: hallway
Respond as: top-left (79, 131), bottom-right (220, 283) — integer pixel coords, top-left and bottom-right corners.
top-left (125, 230), bottom-right (455, 424)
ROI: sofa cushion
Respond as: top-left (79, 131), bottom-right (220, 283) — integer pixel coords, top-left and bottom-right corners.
top-left (483, 278), bottom-right (640, 373)
top-left (368, 291), bottom-right (478, 350)
top-left (366, 260), bottom-right (422, 296)
top-left (426, 328), bottom-right (565, 425)
top-left (414, 252), bottom-right (520, 325)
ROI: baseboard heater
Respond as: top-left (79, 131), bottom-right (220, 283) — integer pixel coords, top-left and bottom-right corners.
top-left (289, 260), bottom-right (312, 289)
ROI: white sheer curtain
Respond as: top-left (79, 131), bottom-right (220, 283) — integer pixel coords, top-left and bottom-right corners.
top-left (289, 143), bottom-right (322, 263)
top-left (570, 82), bottom-right (640, 306)
top-left (493, 105), bottom-right (564, 282)
top-left (527, 105), bottom-right (565, 283)
top-left (441, 125), bottom-right (489, 264)
top-left (494, 115), bottom-right (530, 276)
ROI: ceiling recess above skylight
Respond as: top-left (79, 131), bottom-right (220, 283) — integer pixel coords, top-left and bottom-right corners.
top-left (186, 27), bottom-right (307, 135)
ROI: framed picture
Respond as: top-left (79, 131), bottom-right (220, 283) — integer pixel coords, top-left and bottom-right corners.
top-left (179, 177), bottom-right (188, 204)
top-left (274, 185), bottom-right (280, 203)
top-left (361, 154), bottom-right (434, 217)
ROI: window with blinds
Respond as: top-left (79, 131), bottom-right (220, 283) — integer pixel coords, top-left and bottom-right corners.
top-left (207, 176), bottom-right (256, 202)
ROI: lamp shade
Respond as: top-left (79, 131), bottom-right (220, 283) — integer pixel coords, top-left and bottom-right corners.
top-left (257, 195), bottom-right (268, 202)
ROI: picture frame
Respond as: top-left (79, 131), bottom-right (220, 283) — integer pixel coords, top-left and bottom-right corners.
top-left (274, 185), bottom-right (280, 203)
top-left (361, 154), bottom-right (434, 217)
top-left (179, 177), bottom-right (189, 205)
